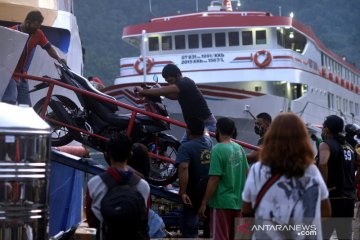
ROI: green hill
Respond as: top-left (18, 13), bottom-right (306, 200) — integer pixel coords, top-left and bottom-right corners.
top-left (73, 0), bottom-right (360, 86)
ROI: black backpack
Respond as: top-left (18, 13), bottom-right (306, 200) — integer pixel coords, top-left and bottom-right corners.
top-left (100, 168), bottom-right (148, 240)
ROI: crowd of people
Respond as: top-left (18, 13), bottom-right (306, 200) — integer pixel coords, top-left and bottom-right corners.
top-left (2, 11), bottom-right (360, 239)
top-left (84, 63), bottom-right (360, 240)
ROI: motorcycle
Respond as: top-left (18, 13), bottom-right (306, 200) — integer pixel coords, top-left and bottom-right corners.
top-left (32, 63), bottom-right (180, 186)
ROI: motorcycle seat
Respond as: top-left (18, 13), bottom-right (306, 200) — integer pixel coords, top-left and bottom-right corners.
top-left (64, 70), bottom-right (119, 113)
top-left (101, 113), bottom-right (132, 127)
top-left (136, 114), bottom-right (156, 124)
top-left (136, 115), bottom-right (169, 129)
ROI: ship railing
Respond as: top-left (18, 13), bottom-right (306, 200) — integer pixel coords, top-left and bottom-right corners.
top-left (17, 72), bottom-right (259, 164)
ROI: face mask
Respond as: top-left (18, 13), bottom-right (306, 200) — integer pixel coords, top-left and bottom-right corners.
top-left (254, 125), bottom-right (265, 136)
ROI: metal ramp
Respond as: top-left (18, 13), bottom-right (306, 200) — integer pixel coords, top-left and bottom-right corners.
top-left (51, 149), bottom-right (182, 204)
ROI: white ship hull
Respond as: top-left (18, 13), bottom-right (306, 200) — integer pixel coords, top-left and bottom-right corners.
top-left (112, 49), bottom-right (359, 127)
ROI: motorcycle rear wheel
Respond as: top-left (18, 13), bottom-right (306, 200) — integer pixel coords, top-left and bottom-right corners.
top-left (33, 95), bottom-right (79, 146)
top-left (146, 140), bottom-right (179, 186)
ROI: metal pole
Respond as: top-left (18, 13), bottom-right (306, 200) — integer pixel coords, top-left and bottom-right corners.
top-left (141, 30), bottom-right (147, 83)
top-left (196, 0), bottom-right (198, 12)
top-left (149, 0), bottom-right (152, 14)
top-left (279, 6), bottom-right (282, 16)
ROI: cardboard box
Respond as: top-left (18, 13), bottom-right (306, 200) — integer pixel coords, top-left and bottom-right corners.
top-left (73, 227), bottom-right (96, 240)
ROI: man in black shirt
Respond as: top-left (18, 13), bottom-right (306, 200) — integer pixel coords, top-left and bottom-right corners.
top-left (136, 64), bottom-right (216, 141)
top-left (319, 115), bottom-right (357, 239)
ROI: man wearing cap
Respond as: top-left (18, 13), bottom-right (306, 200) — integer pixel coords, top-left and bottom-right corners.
top-left (319, 115), bottom-right (357, 240)
top-left (135, 64), bottom-right (216, 141)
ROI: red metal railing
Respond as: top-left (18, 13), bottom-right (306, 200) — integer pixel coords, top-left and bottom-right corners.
top-left (18, 73), bottom-right (259, 164)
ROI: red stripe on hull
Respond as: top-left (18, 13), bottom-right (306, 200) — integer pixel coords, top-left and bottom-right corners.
top-left (197, 84), bottom-right (265, 96)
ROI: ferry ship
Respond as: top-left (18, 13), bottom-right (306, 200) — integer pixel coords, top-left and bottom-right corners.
top-left (0, 0), bottom-right (83, 106)
top-left (107, 0), bottom-right (360, 142)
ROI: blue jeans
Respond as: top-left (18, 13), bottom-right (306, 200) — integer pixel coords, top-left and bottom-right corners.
top-left (181, 114), bottom-right (217, 143)
top-left (1, 77), bottom-right (31, 106)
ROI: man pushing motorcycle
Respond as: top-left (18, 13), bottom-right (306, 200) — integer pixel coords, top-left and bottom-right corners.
top-left (136, 64), bottom-right (216, 143)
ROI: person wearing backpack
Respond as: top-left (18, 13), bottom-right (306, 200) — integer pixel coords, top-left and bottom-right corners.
top-left (85, 135), bottom-right (150, 240)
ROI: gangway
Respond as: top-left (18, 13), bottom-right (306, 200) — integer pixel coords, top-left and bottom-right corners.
top-left (51, 149), bottom-right (182, 204)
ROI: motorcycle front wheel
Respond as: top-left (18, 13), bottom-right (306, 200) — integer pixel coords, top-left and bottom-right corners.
top-left (33, 95), bottom-right (79, 146)
top-left (146, 139), bottom-right (180, 186)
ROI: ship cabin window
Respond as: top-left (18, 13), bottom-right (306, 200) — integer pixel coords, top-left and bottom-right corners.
top-left (201, 33), bottom-right (212, 48)
top-left (149, 37), bottom-right (159, 51)
top-left (336, 96), bottom-right (341, 111)
top-left (215, 33), bottom-right (226, 47)
top-left (256, 30), bottom-right (266, 44)
top-left (188, 34), bottom-right (199, 49)
top-left (242, 31), bottom-right (253, 45)
top-left (277, 28), bottom-right (306, 53)
top-left (175, 35), bottom-right (186, 50)
top-left (162, 36), bottom-right (172, 50)
top-left (343, 99), bottom-right (348, 113)
top-left (228, 32), bottom-right (240, 46)
top-left (350, 101), bottom-right (354, 115)
top-left (328, 93), bottom-right (334, 109)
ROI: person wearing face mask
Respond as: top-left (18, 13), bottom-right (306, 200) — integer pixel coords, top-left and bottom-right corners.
top-left (135, 64), bottom-right (216, 142)
top-left (2, 10), bottom-right (66, 106)
top-left (318, 115), bottom-right (358, 240)
top-left (246, 112), bottom-right (272, 164)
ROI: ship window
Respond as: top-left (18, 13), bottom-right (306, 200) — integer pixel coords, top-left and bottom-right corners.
top-left (343, 99), bottom-right (348, 113)
top-left (328, 93), bottom-right (334, 109)
top-left (336, 96), bottom-right (341, 111)
top-left (201, 33), bottom-right (212, 48)
top-left (188, 34), bottom-right (199, 49)
top-left (277, 28), bottom-right (306, 53)
top-left (175, 35), bottom-right (186, 50)
top-left (350, 101), bottom-right (354, 114)
top-left (149, 37), bottom-right (159, 51)
top-left (228, 32), bottom-right (240, 46)
top-left (242, 31), bottom-right (253, 45)
top-left (161, 36), bottom-right (172, 50)
top-left (256, 30), bottom-right (266, 44)
top-left (215, 33), bottom-right (226, 47)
